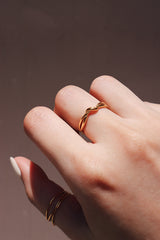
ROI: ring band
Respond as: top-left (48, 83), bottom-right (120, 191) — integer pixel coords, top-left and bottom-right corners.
top-left (51, 193), bottom-right (69, 225)
top-left (79, 102), bottom-right (109, 132)
top-left (46, 191), bottom-right (70, 225)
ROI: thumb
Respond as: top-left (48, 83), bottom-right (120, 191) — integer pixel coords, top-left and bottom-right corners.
top-left (10, 156), bottom-right (92, 240)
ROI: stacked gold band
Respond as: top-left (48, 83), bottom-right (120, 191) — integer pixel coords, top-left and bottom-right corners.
top-left (79, 102), bottom-right (109, 132)
top-left (46, 191), bottom-right (70, 225)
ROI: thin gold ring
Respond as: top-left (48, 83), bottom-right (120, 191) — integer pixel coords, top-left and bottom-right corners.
top-left (45, 191), bottom-right (70, 226)
top-left (79, 102), bottom-right (109, 132)
top-left (45, 191), bottom-right (65, 221)
top-left (51, 193), bottom-right (70, 225)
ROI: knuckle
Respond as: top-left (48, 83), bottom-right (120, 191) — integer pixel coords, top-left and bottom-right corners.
top-left (76, 153), bottom-right (112, 191)
top-left (55, 85), bottom-right (77, 105)
top-left (24, 106), bottom-right (51, 130)
top-left (24, 106), bottom-right (47, 120)
top-left (125, 131), bottom-right (149, 160)
top-left (76, 155), bottom-right (99, 186)
top-left (90, 75), bottom-right (117, 90)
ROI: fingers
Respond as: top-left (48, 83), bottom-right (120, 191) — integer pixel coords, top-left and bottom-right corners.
top-left (54, 85), bottom-right (121, 142)
top-left (90, 76), bottom-right (145, 118)
top-left (24, 106), bottom-right (88, 178)
top-left (14, 156), bottom-right (92, 240)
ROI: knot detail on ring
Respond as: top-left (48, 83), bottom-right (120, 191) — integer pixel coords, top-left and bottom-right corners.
top-left (79, 102), bottom-right (109, 132)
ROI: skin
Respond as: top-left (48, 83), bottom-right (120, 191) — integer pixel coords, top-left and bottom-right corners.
top-left (15, 76), bottom-right (160, 240)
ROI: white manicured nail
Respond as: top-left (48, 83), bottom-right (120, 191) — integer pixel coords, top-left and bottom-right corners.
top-left (10, 157), bottom-right (21, 177)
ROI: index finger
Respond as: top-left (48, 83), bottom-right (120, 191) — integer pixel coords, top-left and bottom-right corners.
top-left (24, 106), bottom-right (88, 179)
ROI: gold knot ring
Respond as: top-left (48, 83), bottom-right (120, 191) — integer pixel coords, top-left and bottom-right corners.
top-left (79, 102), bottom-right (109, 132)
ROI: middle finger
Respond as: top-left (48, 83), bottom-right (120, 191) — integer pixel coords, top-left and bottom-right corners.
top-left (54, 85), bottom-right (122, 143)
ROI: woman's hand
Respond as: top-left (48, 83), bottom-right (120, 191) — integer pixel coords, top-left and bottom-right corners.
top-left (12, 76), bottom-right (160, 240)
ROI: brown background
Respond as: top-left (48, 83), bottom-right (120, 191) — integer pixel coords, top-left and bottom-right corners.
top-left (1, 0), bottom-right (160, 239)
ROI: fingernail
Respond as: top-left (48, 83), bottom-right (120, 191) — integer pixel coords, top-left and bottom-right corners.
top-left (10, 157), bottom-right (21, 177)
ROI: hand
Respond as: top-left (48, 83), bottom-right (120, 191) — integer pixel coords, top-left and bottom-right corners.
top-left (12, 76), bottom-right (160, 240)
